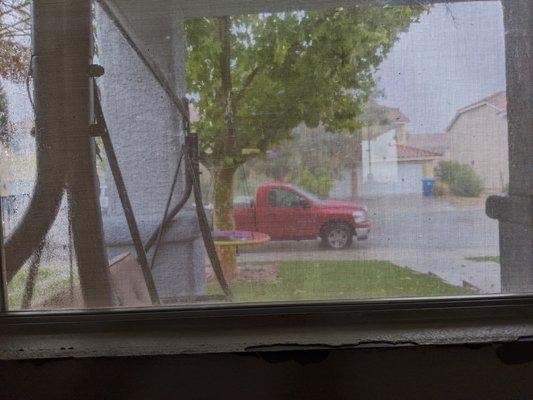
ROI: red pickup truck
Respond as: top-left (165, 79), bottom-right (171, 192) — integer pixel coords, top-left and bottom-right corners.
top-left (233, 182), bottom-right (370, 249)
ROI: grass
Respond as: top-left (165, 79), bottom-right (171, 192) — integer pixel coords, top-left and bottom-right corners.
top-left (7, 267), bottom-right (75, 309)
top-left (466, 256), bottom-right (500, 264)
top-left (8, 260), bottom-right (474, 308)
top-left (209, 260), bottom-right (473, 302)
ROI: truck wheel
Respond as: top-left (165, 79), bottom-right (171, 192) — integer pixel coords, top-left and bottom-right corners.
top-left (322, 223), bottom-right (353, 250)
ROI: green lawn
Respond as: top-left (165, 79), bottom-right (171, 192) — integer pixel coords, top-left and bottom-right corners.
top-left (9, 260), bottom-right (474, 308)
top-left (7, 267), bottom-right (74, 309)
top-left (210, 260), bottom-right (474, 302)
top-left (466, 256), bottom-right (500, 264)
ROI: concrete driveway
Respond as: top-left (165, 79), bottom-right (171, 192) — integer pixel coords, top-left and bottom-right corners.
top-left (238, 195), bottom-right (501, 294)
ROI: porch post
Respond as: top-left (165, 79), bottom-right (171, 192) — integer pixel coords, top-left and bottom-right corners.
top-left (487, 0), bottom-right (533, 293)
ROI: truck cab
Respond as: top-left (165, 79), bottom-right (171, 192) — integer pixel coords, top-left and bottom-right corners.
top-left (234, 182), bottom-right (370, 249)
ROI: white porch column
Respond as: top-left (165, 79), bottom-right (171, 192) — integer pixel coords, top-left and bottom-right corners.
top-left (96, 1), bottom-right (206, 300)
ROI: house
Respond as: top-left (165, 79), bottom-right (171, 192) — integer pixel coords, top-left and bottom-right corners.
top-left (446, 91), bottom-right (508, 192)
top-left (330, 107), bottom-right (442, 198)
top-left (405, 132), bottom-right (450, 161)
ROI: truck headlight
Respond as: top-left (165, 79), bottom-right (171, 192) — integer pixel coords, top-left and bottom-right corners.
top-left (353, 210), bottom-right (367, 223)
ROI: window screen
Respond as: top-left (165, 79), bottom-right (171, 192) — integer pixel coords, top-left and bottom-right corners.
top-left (0, 0), bottom-right (528, 311)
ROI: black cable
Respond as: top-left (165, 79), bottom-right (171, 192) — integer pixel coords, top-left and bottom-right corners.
top-left (94, 82), bottom-right (160, 305)
top-left (96, 0), bottom-right (190, 125)
top-left (144, 157), bottom-right (193, 254)
top-left (97, 1), bottom-right (232, 299)
top-left (150, 149), bottom-right (184, 270)
top-left (21, 240), bottom-right (45, 309)
top-left (186, 150), bottom-right (233, 300)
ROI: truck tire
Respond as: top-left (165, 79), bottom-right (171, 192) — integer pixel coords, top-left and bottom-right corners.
top-left (321, 223), bottom-right (353, 250)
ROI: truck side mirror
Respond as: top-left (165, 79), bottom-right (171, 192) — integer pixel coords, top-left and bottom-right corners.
top-left (300, 199), bottom-right (310, 209)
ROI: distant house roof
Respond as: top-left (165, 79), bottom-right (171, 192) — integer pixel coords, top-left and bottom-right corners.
top-left (395, 144), bottom-right (441, 160)
top-left (405, 133), bottom-right (449, 156)
top-left (447, 91), bottom-right (507, 131)
top-left (385, 107), bottom-right (409, 125)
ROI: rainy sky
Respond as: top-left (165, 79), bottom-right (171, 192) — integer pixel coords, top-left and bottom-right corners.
top-left (4, 1), bottom-right (506, 135)
top-left (375, 1), bottom-right (506, 133)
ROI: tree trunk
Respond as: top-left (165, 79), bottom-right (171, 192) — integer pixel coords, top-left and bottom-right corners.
top-left (213, 165), bottom-right (238, 280)
top-left (0, 82), bottom-right (11, 147)
top-left (350, 168), bottom-right (358, 198)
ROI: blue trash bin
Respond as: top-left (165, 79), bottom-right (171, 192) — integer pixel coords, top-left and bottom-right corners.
top-left (422, 178), bottom-right (436, 196)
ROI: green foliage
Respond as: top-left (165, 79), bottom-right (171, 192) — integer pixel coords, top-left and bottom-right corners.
top-left (434, 181), bottom-right (450, 197)
top-left (0, 83), bottom-right (10, 146)
top-left (292, 166), bottom-right (332, 198)
top-left (208, 260), bottom-right (473, 302)
top-left (439, 161), bottom-right (460, 184)
top-left (186, 8), bottom-right (425, 169)
top-left (439, 161), bottom-right (484, 197)
top-left (187, 8), bottom-right (425, 232)
top-left (246, 124), bottom-right (364, 198)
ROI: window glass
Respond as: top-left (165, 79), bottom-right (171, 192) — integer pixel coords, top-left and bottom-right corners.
top-left (0, 0), bottom-right (527, 311)
top-left (269, 189), bottom-right (302, 208)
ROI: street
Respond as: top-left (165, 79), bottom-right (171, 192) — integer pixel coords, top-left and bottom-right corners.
top-left (238, 195), bottom-right (501, 294)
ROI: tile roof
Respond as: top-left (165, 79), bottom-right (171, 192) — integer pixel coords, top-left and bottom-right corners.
top-left (395, 144), bottom-right (441, 160)
top-left (405, 133), bottom-right (449, 155)
top-left (385, 107), bottom-right (409, 124)
top-left (480, 91), bottom-right (507, 112)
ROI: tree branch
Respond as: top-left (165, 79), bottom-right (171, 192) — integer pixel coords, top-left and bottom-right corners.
top-left (234, 65), bottom-right (259, 105)
top-left (217, 16), bottom-right (238, 163)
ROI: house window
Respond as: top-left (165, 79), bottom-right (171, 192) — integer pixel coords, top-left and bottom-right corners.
top-left (0, 0), bottom-right (531, 358)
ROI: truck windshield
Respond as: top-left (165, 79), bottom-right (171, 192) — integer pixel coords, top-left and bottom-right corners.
top-left (291, 185), bottom-right (324, 204)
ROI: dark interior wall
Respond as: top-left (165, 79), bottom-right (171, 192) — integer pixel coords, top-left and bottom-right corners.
top-left (1, 343), bottom-right (533, 400)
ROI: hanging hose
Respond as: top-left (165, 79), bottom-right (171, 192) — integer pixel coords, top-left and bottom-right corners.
top-left (94, 82), bottom-right (160, 305)
top-left (4, 1), bottom-right (70, 282)
top-left (143, 164), bottom-right (193, 254)
top-left (149, 149), bottom-right (185, 270)
top-left (21, 240), bottom-right (45, 309)
top-left (96, 0), bottom-right (232, 300)
top-left (185, 134), bottom-right (233, 300)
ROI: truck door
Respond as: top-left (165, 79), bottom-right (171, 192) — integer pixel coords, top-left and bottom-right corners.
top-left (257, 188), bottom-right (314, 240)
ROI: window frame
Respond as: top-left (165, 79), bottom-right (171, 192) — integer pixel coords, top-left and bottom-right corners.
top-left (1, 295), bottom-right (533, 359)
top-left (268, 188), bottom-right (306, 208)
top-left (1, 0), bottom-right (532, 359)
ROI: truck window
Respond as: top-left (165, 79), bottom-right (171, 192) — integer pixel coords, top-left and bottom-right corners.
top-left (268, 189), bottom-right (302, 208)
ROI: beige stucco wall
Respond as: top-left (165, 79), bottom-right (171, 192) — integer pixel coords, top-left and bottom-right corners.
top-left (448, 105), bottom-right (509, 192)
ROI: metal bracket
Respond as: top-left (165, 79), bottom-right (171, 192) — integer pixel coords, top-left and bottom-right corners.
top-left (88, 64), bottom-right (105, 77)
top-left (486, 194), bottom-right (533, 226)
top-left (89, 123), bottom-right (104, 137)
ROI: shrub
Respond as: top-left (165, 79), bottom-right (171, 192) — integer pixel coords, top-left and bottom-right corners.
top-left (434, 181), bottom-right (450, 196)
top-left (439, 161), bottom-right (460, 184)
top-left (439, 161), bottom-right (483, 197)
top-left (292, 167), bottom-right (332, 198)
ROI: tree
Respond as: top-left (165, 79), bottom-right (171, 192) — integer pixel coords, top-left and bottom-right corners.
top-left (186, 7), bottom-right (425, 276)
top-left (244, 97), bottom-right (400, 200)
top-left (0, 0), bottom-right (30, 146)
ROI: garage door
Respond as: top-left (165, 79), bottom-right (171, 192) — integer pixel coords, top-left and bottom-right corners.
top-left (396, 163), bottom-right (423, 194)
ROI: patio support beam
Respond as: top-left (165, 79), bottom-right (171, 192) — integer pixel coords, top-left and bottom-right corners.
top-left (487, 0), bottom-right (533, 293)
top-left (59, 0), bottom-right (115, 307)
